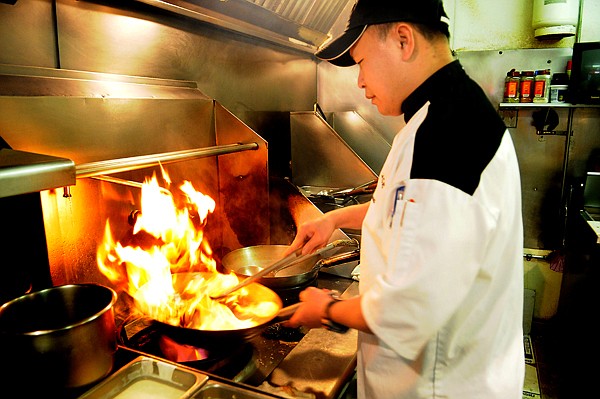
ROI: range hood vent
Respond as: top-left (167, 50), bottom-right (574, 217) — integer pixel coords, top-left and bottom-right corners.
top-left (134, 0), bottom-right (352, 52)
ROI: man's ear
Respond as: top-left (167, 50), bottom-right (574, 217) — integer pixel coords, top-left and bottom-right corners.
top-left (393, 23), bottom-right (415, 60)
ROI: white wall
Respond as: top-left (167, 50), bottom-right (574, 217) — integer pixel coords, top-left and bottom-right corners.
top-left (450, 0), bottom-right (575, 51)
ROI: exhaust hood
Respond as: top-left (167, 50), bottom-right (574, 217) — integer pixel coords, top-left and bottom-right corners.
top-left (134, 0), bottom-right (352, 52)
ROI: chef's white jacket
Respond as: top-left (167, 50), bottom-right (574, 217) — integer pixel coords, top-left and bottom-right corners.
top-left (356, 61), bottom-right (525, 398)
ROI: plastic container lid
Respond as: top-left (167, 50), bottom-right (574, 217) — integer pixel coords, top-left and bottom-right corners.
top-left (552, 73), bottom-right (569, 85)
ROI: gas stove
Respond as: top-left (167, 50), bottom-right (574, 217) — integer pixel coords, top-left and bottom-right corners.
top-left (118, 312), bottom-right (303, 386)
top-left (76, 274), bottom-right (358, 399)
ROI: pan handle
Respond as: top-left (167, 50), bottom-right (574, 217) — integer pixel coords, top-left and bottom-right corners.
top-left (317, 248), bottom-right (360, 269)
top-left (274, 302), bottom-right (301, 321)
top-left (328, 238), bottom-right (359, 249)
top-left (117, 313), bottom-right (154, 345)
top-left (273, 295), bottom-right (350, 334)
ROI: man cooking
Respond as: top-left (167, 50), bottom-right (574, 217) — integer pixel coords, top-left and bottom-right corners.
top-left (283, 0), bottom-right (525, 398)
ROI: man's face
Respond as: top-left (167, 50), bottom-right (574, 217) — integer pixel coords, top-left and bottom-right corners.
top-left (350, 25), bottom-right (407, 117)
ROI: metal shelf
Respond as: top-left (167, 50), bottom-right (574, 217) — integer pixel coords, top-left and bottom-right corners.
top-left (0, 149), bottom-right (75, 198)
top-left (499, 102), bottom-right (600, 109)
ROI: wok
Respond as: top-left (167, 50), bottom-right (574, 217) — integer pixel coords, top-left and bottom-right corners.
top-left (134, 272), bottom-right (297, 347)
top-left (221, 241), bottom-right (360, 289)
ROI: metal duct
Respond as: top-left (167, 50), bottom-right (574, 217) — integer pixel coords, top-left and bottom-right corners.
top-left (133, 0), bottom-right (352, 52)
top-left (247, 0), bottom-right (348, 33)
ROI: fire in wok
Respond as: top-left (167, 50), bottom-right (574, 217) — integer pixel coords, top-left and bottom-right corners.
top-left (96, 167), bottom-right (281, 332)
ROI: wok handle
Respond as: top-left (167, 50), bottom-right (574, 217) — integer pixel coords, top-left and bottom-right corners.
top-left (273, 298), bottom-right (349, 334)
top-left (330, 179), bottom-right (378, 198)
top-left (274, 302), bottom-right (301, 321)
top-left (317, 248), bottom-right (360, 269)
top-left (328, 238), bottom-right (359, 249)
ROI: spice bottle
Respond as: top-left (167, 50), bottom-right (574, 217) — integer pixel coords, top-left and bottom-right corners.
top-left (520, 71), bottom-right (535, 103)
top-left (533, 69), bottom-right (551, 103)
top-left (503, 69), bottom-right (521, 103)
top-left (550, 73), bottom-right (569, 103)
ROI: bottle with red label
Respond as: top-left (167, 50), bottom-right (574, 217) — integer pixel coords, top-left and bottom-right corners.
top-left (533, 69), bottom-right (551, 103)
top-left (520, 71), bottom-right (535, 103)
top-left (503, 69), bottom-right (521, 103)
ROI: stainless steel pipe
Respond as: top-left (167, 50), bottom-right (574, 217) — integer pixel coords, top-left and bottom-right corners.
top-left (76, 142), bottom-right (259, 179)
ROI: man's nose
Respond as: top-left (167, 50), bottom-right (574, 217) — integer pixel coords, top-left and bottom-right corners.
top-left (357, 73), bottom-right (365, 89)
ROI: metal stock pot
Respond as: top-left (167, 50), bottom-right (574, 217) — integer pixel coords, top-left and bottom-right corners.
top-left (0, 283), bottom-right (118, 392)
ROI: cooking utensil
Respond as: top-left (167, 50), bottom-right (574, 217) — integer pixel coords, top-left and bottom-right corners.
top-left (0, 283), bottom-right (118, 393)
top-left (210, 250), bottom-right (301, 299)
top-left (213, 239), bottom-right (358, 298)
top-left (329, 179), bottom-right (378, 198)
top-left (137, 272), bottom-right (298, 346)
top-left (222, 243), bottom-right (360, 289)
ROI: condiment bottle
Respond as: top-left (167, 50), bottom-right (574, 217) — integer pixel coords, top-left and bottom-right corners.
top-left (503, 69), bottom-right (521, 103)
top-left (550, 73), bottom-right (569, 103)
top-left (520, 71), bottom-right (535, 103)
top-left (533, 69), bottom-right (551, 103)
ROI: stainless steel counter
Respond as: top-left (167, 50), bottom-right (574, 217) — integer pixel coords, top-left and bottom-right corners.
top-left (266, 279), bottom-right (358, 399)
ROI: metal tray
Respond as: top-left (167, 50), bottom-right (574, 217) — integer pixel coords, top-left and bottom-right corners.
top-left (192, 381), bottom-right (284, 398)
top-left (79, 356), bottom-right (209, 399)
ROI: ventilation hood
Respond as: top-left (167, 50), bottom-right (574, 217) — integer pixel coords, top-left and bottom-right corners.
top-left (134, 0), bottom-right (352, 53)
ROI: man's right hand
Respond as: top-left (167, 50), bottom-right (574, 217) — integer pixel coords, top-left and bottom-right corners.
top-left (284, 213), bottom-right (337, 257)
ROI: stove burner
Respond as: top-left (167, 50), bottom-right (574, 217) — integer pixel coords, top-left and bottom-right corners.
top-left (273, 276), bottom-right (318, 306)
top-left (159, 334), bottom-right (210, 362)
top-left (123, 323), bottom-right (256, 381)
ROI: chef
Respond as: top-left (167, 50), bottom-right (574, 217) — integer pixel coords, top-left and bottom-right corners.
top-left (284, 0), bottom-right (525, 398)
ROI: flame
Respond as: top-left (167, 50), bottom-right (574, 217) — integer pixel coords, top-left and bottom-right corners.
top-left (97, 169), bottom-right (280, 330)
top-left (159, 335), bottom-right (209, 362)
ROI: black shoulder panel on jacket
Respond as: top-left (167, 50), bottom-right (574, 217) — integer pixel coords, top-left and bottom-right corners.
top-left (407, 62), bottom-right (507, 196)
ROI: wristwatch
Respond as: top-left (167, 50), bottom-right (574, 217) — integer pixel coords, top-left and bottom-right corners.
top-left (321, 296), bottom-right (350, 333)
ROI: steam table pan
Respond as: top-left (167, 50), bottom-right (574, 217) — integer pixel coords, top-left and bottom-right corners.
top-left (79, 356), bottom-right (208, 399)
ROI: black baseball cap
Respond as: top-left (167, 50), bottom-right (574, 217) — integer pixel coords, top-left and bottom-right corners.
top-left (316, 0), bottom-right (450, 67)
